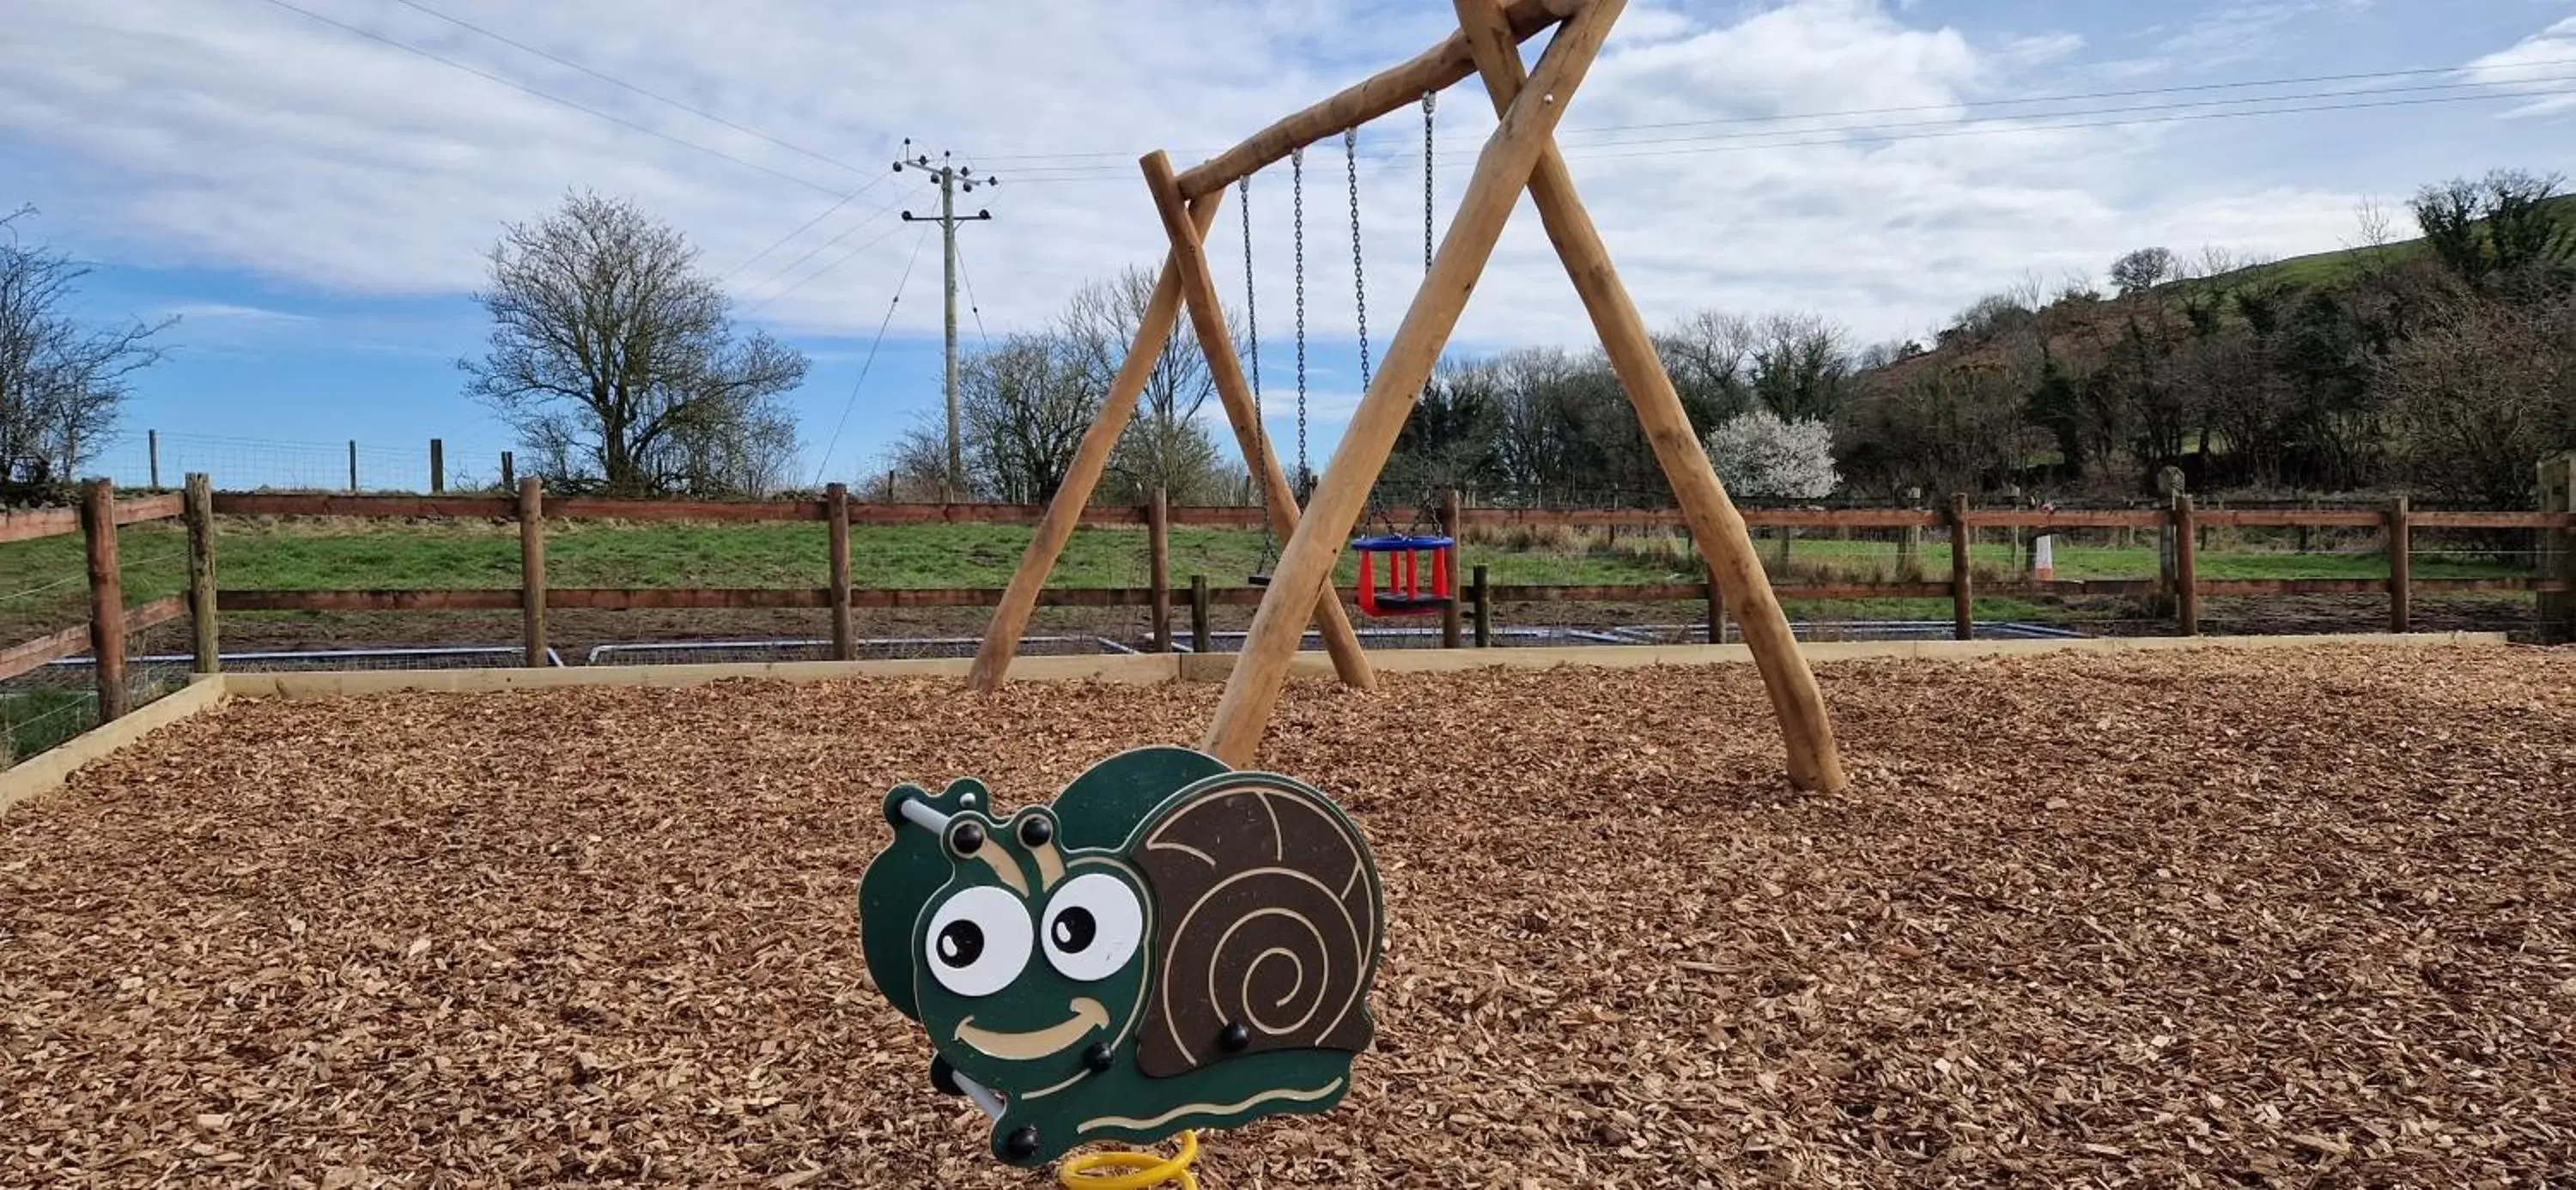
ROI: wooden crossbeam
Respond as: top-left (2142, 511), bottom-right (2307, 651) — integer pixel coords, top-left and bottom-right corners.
top-left (1200, 0), bottom-right (1626, 765)
top-left (1142, 151), bottom-right (1375, 689)
top-left (1451, 0), bottom-right (1844, 791)
top-left (1173, 0), bottom-right (1586, 199)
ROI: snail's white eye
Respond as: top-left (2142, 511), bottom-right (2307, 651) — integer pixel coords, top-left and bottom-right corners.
top-left (1042, 872), bottom-right (1145, 982)
top-left (924, 885), bottom-right (1032, 998)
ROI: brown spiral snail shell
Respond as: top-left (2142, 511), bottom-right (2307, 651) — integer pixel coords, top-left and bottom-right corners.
top-left (1130, 775), bottom-right (1383, 1078)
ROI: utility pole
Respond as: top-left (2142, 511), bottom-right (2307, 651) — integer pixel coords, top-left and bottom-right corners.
top-left (895, 140), bottom-right (998, 501)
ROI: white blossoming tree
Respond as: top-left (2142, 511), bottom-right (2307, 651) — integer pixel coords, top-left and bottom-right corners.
top-left (1701, 410), bottom-right (1840, 501)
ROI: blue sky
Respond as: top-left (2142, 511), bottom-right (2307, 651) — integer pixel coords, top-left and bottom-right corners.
top-left (6, 0), bottom-right (2573, 490)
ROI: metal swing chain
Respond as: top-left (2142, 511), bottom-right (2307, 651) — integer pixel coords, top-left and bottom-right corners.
top-left (1239, 176), bottom-right (1272, 543)
top-left (1423, 91), bottom-right (1437, 272)
top-left (1346, 128), bottom-right (1371, 393)
top-left (1292, 147), bottom-right (1309, 503)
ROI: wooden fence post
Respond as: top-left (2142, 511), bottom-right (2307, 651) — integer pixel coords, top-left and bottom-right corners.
top-left (501, 451), bottom-right (515, 491)
top-left (518, 477), bottom-right (546, 666)
top-left (81, 478), bottom-right (129, 722)
top-left (1150, 489), bottom-right (1173, 653)
top-left (348, 440), bottom-right (359, 494)
top-left (2174, 494), bottom-right (2200, 636)
top-left (1441, 489), bottom-right (1463, 648)
top-left (1471, 563), bottom-right (1492, 647)
top-left (185, 473), bottom-right (219, 674)
top-left (1189, 574), bottom-right (1212, 654)
top-left (1705, 561), bottom-right (1727, 646)
top-left (430, 439), bottom-right (445, 495)
top-left (2387, 495), bottom-right (2412, 634)
top-left (148, 429), bottom-right (161, 491)
top-left (1948, 494), bottom-right (1973, 641)
top-left (2542, 452), bottom-right (2575, 645)
top-left (1896, 491), bottom-right (1922, 580)
top-left (827, 483), bottom-right (854, 660)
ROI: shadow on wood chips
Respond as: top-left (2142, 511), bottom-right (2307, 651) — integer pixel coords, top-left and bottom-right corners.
top-left (3, 644), bottom-right (2572, 1187)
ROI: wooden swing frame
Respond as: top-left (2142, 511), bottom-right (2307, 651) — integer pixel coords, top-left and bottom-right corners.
top-left (969, 0), bottom-right (1847, 792)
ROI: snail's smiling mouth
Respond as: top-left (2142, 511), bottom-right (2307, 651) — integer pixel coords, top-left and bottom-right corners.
top-left (955, 998), bottom-right (1109, 1059)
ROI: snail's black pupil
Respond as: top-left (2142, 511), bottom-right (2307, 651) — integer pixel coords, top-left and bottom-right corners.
top-left (936, 920), bottom-right (984, 968)
top-left (1051, 908), bottom-right (1097, 953)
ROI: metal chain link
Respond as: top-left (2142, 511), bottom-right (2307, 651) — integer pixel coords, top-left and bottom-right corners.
top-left (1291, 147), bottom-right (1309, 501)
top-left (1423, 92), bottom-right (1437, 272)
top-left (1346, 128), bottom-right (1371, 392)
top-left (1239, 175), bottom-right (1271, 537)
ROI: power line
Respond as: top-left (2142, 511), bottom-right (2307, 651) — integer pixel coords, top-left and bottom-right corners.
top-left (252, 0), bottom-right (848, 197)
top-left (999, 81), bottom-right (2576, 183)
top-left (1564, 84), bottom-right (2576, 164)
top-left (377, 0), bottom-right (879, 179)
top-left (336, 1), bottom-right (913, 296)
top-left (955, 237), bottom-right (993, 347)
top-left (736, 190), bottom-right (912, 307)
top-left (975, 54), bottom-right (2576, 169)
top-left (814, 224), bottom-right (933, 487)
top-left (740, 215), bottom-right (914, 316)
top-left (1545, 74), bottom-right (2576, 155)
top-left (725, 173), bottom-right (896, 278)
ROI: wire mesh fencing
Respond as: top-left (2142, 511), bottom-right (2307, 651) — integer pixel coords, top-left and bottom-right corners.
top-left (79, 430), bottom-right (517, 494)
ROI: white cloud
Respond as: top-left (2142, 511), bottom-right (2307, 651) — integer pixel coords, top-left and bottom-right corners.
top-left (2464, 16), bottom-right (2576, 119)
top-left (0, 0), bottom-right (2402, 360)
top-left (2154, 1), bottom-right (2373, 70)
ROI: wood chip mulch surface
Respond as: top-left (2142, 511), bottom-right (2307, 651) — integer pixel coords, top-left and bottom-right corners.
top-left (4, 644), bottom-right (2573, 1187)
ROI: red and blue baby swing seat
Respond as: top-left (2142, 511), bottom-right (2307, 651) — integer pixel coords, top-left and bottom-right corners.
top-left (1350, 533), bottom-right (1454, 616)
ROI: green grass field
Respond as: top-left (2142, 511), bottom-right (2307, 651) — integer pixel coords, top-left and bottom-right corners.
top-left (0, 689), bottom-right (97, 762)
top-left (0, 518), bottom-right (2537, 641)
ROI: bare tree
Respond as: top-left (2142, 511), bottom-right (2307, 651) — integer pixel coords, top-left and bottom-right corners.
top-left (965, 333), bottom-right (1096, 503)
top-left (462, 191), bottom-right (807, 497)
top-left (1060, 268), bottom-right (1226, 502)
top-left (1749, 313), bottom-right (1856, 422)
top-left (0, 207), bottom-right (173, 497)
top-left (1653, 309), bottom-right (1757, 431)
top-left (2381, 289), bottom-right (2576, 507)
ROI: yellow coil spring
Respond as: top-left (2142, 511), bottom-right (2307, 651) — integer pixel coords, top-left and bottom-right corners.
top-left (1057, 1129), bottom-right (1200, 1190)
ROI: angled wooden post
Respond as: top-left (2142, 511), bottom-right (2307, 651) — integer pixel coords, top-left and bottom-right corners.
top-left (1451, 0), bottom-right (1844, 790)
top-left (1202, 0), bottom-right (1624, 766)
top-left (1142, 149), bottom-right (1374, 689)
top-left (969, 195), bottom-right (1225, 690)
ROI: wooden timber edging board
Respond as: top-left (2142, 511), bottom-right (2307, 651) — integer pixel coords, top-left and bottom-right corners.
top-left (213, 630), bottom-right (2514, 698)
top-left (0, 632), bottom-right (2515, 815)
top-left (0, 675), bottom-right (228, 817)
top-left (1174, 631), bottom-right (2512, 681)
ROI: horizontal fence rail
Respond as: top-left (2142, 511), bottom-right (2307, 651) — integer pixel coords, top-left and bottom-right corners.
top-left (171, 491), bottom-right (2576, 531)
top-left (9, 470), bottom-right (2573, 764)
top-left (209, 575), bottom-right (2573, 619)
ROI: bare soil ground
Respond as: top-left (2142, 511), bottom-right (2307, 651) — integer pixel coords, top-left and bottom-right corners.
top-left (4, 645), bottom-right (2573, 1187)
